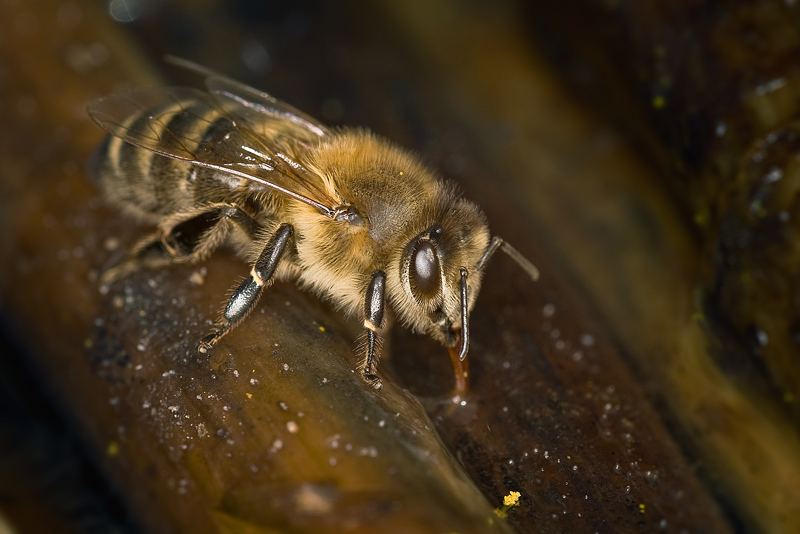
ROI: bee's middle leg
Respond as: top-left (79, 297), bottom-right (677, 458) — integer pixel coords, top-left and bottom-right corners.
top-left (198, 223), bottom-right (294, 354)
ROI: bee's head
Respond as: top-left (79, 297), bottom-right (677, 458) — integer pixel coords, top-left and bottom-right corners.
top-left (389, 196), bottom-right (491, 352)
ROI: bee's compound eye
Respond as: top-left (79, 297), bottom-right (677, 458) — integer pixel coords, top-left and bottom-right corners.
top-left (410, 240), bottom-right (441, 299)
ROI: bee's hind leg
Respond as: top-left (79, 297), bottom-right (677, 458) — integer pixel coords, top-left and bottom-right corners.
top-left (100, 203), bottom-right (261, 286)
top-left (198, 223), bottom-right (294, 354)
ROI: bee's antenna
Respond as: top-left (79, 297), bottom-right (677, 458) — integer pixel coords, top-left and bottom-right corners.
top-left (476, 237), bottom-right (539, 281)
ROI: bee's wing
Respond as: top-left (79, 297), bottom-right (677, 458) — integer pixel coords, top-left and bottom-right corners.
top-left (87, 86), bottom-right (339, 217)
top-left (163, 55), bottom-right (331, 139)
top-left (205, 75), bottom-right (331, 139)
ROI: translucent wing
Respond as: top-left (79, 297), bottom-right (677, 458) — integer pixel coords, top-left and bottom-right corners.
top-left (206, 76), bottom-right (330, 138)
top-left (87, 86), bottom-right (339, 217)
top-left (165, 55), bottom-right (331, 139)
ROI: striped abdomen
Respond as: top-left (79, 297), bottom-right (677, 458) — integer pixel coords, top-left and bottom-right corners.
top-left (91, 96), bottom-right (244, 223)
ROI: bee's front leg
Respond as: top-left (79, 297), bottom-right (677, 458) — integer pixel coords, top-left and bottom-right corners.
top-left (361, 270), bottom-right (386, 390)
top-left (198, 223), bottom-right (294, 353)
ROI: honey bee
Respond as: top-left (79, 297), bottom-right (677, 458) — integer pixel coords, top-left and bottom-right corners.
top-left (88, 59), bottom-right (538, 393)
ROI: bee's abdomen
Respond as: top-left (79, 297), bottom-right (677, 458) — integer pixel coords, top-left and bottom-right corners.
top-left (92, 98), bottom-right (229, 222)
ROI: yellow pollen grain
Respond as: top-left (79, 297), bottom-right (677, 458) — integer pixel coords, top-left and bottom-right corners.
top-left (504, 491), bottom-right (521, 507)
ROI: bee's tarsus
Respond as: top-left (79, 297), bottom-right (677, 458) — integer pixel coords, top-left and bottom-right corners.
top-left (363, 372), bottom-right (383, 391)
top-left (198, 332), bottom-right (221, 355)
top-left (198, 320), bottom-right (236, 353)
top-left (100, 233), bottom-right (175, 285)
